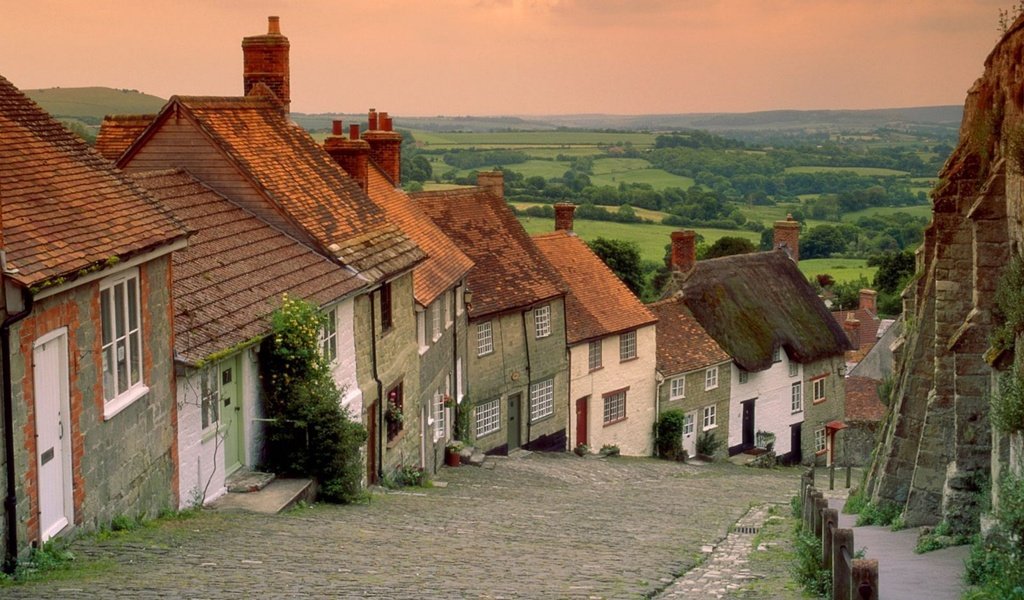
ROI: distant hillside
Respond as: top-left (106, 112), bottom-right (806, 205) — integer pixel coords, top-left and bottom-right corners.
top-left (25, 87), bottom-right (166, 125)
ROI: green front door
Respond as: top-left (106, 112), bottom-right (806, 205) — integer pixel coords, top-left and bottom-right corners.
top-left (219, 357), bottom-right (243, 474)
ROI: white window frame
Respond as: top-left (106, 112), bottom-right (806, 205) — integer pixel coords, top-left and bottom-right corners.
top-left (772, 346), bottom-right (782, 363)
top-left (433, 389), bottom-right (446, 442)
top-left (319, 307), bottom-right (338, 364)
top-left (416, 310), bottom-right (428, 354)
top-left (603, 389), bottom-right (627, 425)
top-left (529, 378), bottom-right (554, 422)
top-left (789, 360), bottom-right (799, 377)
top-left (791, 381), bottom-right (803, 413)
top-left (738, 369), bottom-right (748, 384)
top-left (588, 340), bottom-right (602, 371)
top-left (619, 330), bottom-right (637, 361)
top-left (669, 377), bottom-right (685, 400)
top-left (100, 267), bottom-right (148, 418)
top-left (534, 305), bottom-right (551, 339)
top-left (476, 321), bottom-right (493, 356)
top-left (702, 404), bottom-right (717, 430)
top-left (475, 398), bottom-right (501, 437)
top-left (200, 366), bottom-right (220, 433)
top-left (431, 300), bottom-right (442, 342)
top-left (456, 284), bottom-right (465, 316)
top-left (815, 427), bottom-right (826, 453)
top-left (813, 377), bottom-right (826, 403)
top-left (705, 366), bottom-right (719, 391)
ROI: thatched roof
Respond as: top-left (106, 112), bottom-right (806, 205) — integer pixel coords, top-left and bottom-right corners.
top-left (664, 250), bottom-right (853, 372)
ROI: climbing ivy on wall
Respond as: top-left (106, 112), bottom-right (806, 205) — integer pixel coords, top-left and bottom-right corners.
top-left (992, 253), bottom-right (1024, 353)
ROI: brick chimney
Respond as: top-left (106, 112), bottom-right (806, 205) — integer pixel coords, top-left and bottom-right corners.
top-left (554, 203), bottom-right (576, 231)
top-left (773, 213), bottom-right (800, 263)
top-left (243, 16), bottom-right (290, 113)
top-left (324, 120), bottom-right (371, 191)
top-left (859, 289), bottom-right (877, 313)
top-left (477, 171), bottom-right (504, 199)
top-left (362, 108), bottom-right (402, 185)
top-left (670, 230), bottom-right (697, 272)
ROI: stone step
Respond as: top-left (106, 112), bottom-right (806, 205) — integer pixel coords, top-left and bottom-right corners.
top-left (225, 468), bottom-right (276, 493)
top-left (211, 478), bottom-right (315, 514)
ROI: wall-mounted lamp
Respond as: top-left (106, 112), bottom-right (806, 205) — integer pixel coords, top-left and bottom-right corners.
top-left (463, 287), bottom-right (474, 311)
top-left (838, 364), bottom-right (848, 377)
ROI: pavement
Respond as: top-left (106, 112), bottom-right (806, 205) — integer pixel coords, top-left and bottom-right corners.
top-left (828, 497), bottom-right (969, 600)
top-left (7, 453), bottom-right (799, 599)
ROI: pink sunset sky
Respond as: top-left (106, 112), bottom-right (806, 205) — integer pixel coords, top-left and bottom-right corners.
top-left (0, 0), bottom-right (1011, 116)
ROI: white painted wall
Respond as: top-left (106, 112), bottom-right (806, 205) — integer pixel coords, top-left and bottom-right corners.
top-left (729, 350), bottom-right (804, 455)
top-left (329, 298), bottom-right (363, 421)
top-left (568, 324), bottom-right (657, 456)
top-left (175, 368), bottom-right (228, 509)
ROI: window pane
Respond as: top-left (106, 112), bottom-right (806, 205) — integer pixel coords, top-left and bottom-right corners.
top-left (100, 288), bottom-right (112, 345)
top-left (127, 276), bottom-right (138, 333)
top-left (129, 331), bottom-right (141, 387)
top-left (116, 339), bottom-right (128, 395)
top-left (114, 282), bottom-right (126, 338)
top-left (103, 346), bottom-right (114, 401)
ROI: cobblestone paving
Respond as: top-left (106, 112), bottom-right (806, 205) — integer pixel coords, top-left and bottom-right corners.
top-left (656, 504), bottom-right (779, 599)
top-left (10, 454), bottom-right (799, 599)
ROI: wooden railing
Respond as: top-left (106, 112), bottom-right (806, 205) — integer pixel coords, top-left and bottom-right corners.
top-left (800, 469), bottom-right (879, 600)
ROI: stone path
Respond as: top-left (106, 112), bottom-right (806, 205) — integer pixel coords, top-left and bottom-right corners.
top-left (656, 503), bottom-right (778, 599)
top-left (6, 454), bottom-right (799, 599)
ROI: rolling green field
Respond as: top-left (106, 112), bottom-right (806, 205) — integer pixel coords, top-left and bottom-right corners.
top-left (510, 201), bottom-right (669, 222)
top-left (25, 87), bottom-right (166, 120)
top-left (783, 165), bottom-right (910, 176)
top-left (797, 258), bottom-right (876, 284)
top-left (411, 130), bottom-right (657, 148)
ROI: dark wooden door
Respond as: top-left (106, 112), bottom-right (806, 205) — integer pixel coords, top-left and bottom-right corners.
top-left (367, 401), bottom-right (378, 484)
top-left (790, 422), bottom-right (802, 465)
top-left (742, 400), bottom-right (755, 451)
top-left (508, 393), bottom-right (521, 450)
top-left (576, 396), bottom-right (589, 447)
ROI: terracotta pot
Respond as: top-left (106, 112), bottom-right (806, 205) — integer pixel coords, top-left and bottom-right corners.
top-left (445, 448), bottom-right (461, 467)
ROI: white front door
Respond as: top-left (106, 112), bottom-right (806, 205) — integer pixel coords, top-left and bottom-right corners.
top-left (683, 410), bottom-right (698, 457)
top-left (34, 328), bottom-right (73, 541)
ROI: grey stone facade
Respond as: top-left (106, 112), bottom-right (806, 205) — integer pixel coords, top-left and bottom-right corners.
top-left (417, 285), bottom-right (468, 474)
top-left (658, 365), bottom-right (731, 459)
top-left (467, 298), bottom-right (569, 454)
top-left (802, 356), bottom-right (847, 465)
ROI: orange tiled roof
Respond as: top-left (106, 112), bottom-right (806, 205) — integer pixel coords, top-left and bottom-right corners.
top-left (0, 75), bottom-right (186, 288)
top-left (845, 375), bottom-right (886, 422)
top-left (647, 298), bottom-right (730, 375)
top-left (126, 95), bottom-right (423, 284)
top-left (832, 307), bottom-right (881, 351)
top-left (533, 230), bottom-right (655, 344)
top-left (133, 169), bottom-right (365, 364)
top-left (95, 114), bottom-right (156, 161)
top-left (366, 166), bottom-right (472, 306)
top-left (413, 187), bottom-right (564, 318)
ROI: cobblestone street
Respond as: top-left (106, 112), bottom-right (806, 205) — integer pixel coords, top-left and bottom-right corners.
top-left (9, 454), bottom-right (798, 599)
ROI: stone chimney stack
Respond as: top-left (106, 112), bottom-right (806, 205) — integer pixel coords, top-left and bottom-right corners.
top-left (554, 203), bottom-right (576, 231)
top-left (362, 108), bottom-right (402, 185)
top-left (324, 119), bottom-right (371, 191)
top-left (670, 230), bottom-right (697, 272)
top-left (242, 16), bottom-right (291, 113)
top-left (859, 289), bottom-right (877, 313)
top-left (477, 171), bottom-right (504, 200)
top-left (843, 312), bottom-right (861, 348)
top-left (773, 213), bottom-right (800, 263)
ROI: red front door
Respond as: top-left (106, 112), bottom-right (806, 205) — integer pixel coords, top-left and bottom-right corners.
top-left (576, 397), bottom-right (588, 447)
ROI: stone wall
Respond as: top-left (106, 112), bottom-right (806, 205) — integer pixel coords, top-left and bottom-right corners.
top-left (865, 17), bottom-right (1024, 531)
top-left (659, 363), bottom-right (731, 459)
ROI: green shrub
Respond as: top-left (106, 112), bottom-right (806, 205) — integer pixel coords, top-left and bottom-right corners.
top-left (792, 528), bottom-right (831, 597)
top-left (654, 410), bottom-right (687, 461)
top-left (259, 295), bottom-right (368, 504)
top-left (599, 444), bottom-right (620, 457)
top-left (696, 430), bottom-right (724, 457)
top-left (384, 465), bottom-right (429, 489)
top-left (455, 396), bottom-right (474, 444)
top-left (992, 253), bottom-right (1024, 352)
top-left (855, 500), bottom-right (902, 527)
top-left (964, 473), bottom-right (1024, 597)
top-left (992, 367), bottom-right (1024, 434)
top-left (843, 486), bottom-right (869, 515)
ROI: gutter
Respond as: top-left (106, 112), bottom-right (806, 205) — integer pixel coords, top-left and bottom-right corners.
top-left (3, 284), bottom-right (32, 574)
top-left (369, 290), bottom-right (383, 483)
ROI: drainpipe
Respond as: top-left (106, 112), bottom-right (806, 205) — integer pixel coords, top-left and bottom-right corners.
top-left (3, 284), bottom-right (33, 574)
top-left (520, 309), bottom-right (532, 448)
top-left (369, 290), bottom-right (383, 482)
top-left (566, 342), bottom-right (572, 450)
top-left (450, 286), bottom-right (459, 442)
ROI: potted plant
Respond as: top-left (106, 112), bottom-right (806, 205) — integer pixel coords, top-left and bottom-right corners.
top-left (385, 399), bottom-right (404, 427)
top-left (445, 441), bottom-right (464, 467)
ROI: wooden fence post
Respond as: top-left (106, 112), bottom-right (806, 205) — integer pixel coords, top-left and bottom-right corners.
top-left (814, 495), bottom-right (828, 540)
top-left (832, 528), bottom-right (855, 600)
top-left (829, 463), bottom-right (835, 490)
top-left (822, 508), bottom-right (838, 568)
top-left (852, 559), bottom-right (879, 600)
top-left (804, 486), bottom-right (815, 530)
top-left (846, 464), bottom-right (852, 489)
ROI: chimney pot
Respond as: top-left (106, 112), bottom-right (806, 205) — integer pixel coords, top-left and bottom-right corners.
top-left (859, 289), bottom-right (877, 313)
top-left (350, 123), bottom-right (360, 140)
top-left (243, 16), bottom-right (291, 113)
top-left (368, 109), bottom-right (378, 131)
top-left (670, 230), bottom-right (697, 272)
top-left (773, 214), bottom-right (801, 263)
top-left (332, 120), bottom-right (343, 136)
top-left (554, 203), bottom-right (576, 231)
top-left (268, 16), bottom-right (281, 34)
top-left (477, 171), bottom-right (504, 200)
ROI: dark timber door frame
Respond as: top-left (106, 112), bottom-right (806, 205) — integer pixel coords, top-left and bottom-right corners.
top-left (507, 393), bottom-right (521, 451)
top-left (576, 396), bottom-right (589, 447)
top-left (741, 399), bottom-right (755, 451)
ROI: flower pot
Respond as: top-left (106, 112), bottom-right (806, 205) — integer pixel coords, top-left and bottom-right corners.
top-left (445, 448), bottom-right (461, 467)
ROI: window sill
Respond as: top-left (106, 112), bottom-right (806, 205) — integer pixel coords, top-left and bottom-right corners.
top-left (791, 409), bottom-right (803, 415)
top-left (386, 428), bottom-right (408, 449)
top-left (702, 424), bottom-right (718, 432)
top-left (103, 384), bottom-right (149, 421)
top-left (704, 385), bottom-right (719, 392)
top-left (603, 416), bottom-right (627, 428)
top-left (812, 398), bottom-right (827, 405)
top-left (669, 396), bottom-right (685, 402)
top-left (477, 350), bottom-right (494, 358)
top-left (530, 413), bottom-right (555, 425)
top-left (619, 356), bottom-right (638, 364)
top-left (815, 449), bottom-right (827, 456)
top-left (588, 365), bottom-right (604, 374)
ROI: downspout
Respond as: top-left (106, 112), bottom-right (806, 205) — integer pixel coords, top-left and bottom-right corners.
top-left (520, 309), bottom-right (532, 448)
top-left (368, 290), bottom-right (383, 482)
top-left (450, 287), bottom-right (459, 441)
top-left (566, 342), bottom-right (572, 449)
top-left (3, 285), bottom-right (33, 573)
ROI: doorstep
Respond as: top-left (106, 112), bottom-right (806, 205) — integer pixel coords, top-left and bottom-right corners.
top-left (211, 478), bottom-right (315, 514)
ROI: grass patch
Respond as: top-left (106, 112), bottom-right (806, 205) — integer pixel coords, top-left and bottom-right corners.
top-left (589, 168), bottom-right (695, 190)
top-left (409, 130), bottom-right (658, 148)
top-left (784, 165), bottom-right (910, 177)
top-left (798, 258), bottom-right (877, 284)
top-left (854, 500), bottom-right (902, 527)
